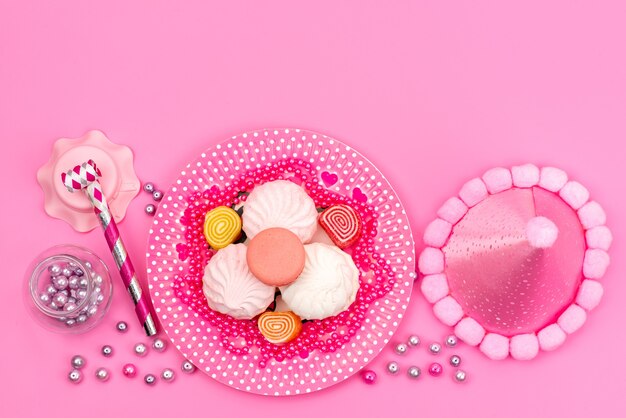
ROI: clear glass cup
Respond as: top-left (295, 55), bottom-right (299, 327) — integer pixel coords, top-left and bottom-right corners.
top-left (24, 244), bottom-right (113, 333)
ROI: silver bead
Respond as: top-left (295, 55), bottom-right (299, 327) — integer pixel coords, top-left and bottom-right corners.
top-left (84, 261), bottom-right (93, 271)
top-left (39, 293), bottom-right (51, 304)
top-left (102, 345), bottom-right (113, 357)
top-left (77, 314), bottom-right (88, 323)
top-left (71, 355), bottom-right (86, 369)
top-left (181, 360), bottom-right (196, 374)
top-left (49, 302), bottom-right (59, 310)
top-left (68, 369), bottom-right (82, 383)
top-left (65, 319), bottom-right (76, 327)
top-left (53, 276), bottom-right (69, 290)
top-left (87, 305), bottom-right (98, 317)
top-left (93, 275), bottom-right (103, 287)
top-left (49, 264), bottom-right (62, 276)
top-left (429, 342), bottom-right (442, 354)
top-left (145, 204), bottom-right (156, 215)
top-left (152, 190), bottom-right (163, 201)
top-left (52, 292), bottom-right (68, 306)
top-left (134, 343), bottom-right (148, 356)
top-left (46, 284), bottom-right (57, 296)
top-left (143, 182), bottom-right (155, 193)
top-left (74, 268), bottom-right (84, 277)
top-left (144, 373), bottom-right (156, 385)
top-left (449, 355), bottom-right (461, 367)
top-left (76, 289), bottom-right (88, 300)
top-left (152, 338), bottom-right (167, 352)
top-left (116, 321), bottom-right (128, 333)
top-left (386, 361), bottom-right (399, 374)
top-left (62, 267), bottom-right (73, 277)
top-left (407, 366), bottom-right (421, 379)
top-left (96, 293), bottom-right (105, 304)
top-left (454, 370), bottom-right (467, 383)
top-left (161, 368), bottom-right (175, 382)
top-left (68, 276), bottom-right (80, 289)
top-left (445, 335), bottom-right (458, 347)
top-left (95, 367), bottom-right (110, 382)
top-left (407, 335), bottom-right (420, 347)
top-left (79, 277), bottom-right (89, 289)
top-left (394, 343), bottom-right (408, 355)
top-left (63, 302), bottom-right (78, 312)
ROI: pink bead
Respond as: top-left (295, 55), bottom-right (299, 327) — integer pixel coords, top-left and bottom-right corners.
top-left (418, 247), bottom-right (445, 275)
top-left (459, 178), bottom-right (488, 207)
top-left (423, 218), bottom-right (452, 248)
top-left (437, 197), bottom-right (468, 225)
top-left (557, 304), bottom-right (587, 334)
top-left (479, 333), bottom-right (509, 360)
top-left (578, 201), bottom-right (606, 229)
top-left (559, 181), bottom-right (590, 210)
top-left (511, 164), bottom-right (540, 188)
top-left (454, 317), bottom-right (485, 346)
top-left (482, 167), bottom-right (512, 194)
top-left (432, 296), bottom-right (464, 326)
top-left (420, 274), bottom-right (449, 303)
top-left (361, 369), bottom-right (377, 384)
top-left (428, 362), bottom-right (443, 377)
top-left (123, 363), bottom-right (137, 378)
top-left (537, 324), bottom-right (567, 352)
top-left (509, 333), bottom-right (539, 360)
top-left (585, 226), bottom-right (613, 250)
top-left (539, 167), bottom-right (568, 192)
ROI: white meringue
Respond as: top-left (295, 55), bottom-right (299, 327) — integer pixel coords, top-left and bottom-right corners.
top-left (202, 244), bottom-right (275, 319)
top-left (242, 180), bottom-right (318, 243)
top-left (280, 243), bottom-right (360, 320)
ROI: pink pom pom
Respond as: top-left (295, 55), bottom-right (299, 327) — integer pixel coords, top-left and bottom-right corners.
top-left (418, 247), bottom-right (445, 275)
top-left (585, 226), bottom-right (613, 251)
top-left (432, 296), bottom-right (463, 326)
top-left (423, 218), bottom-right (453, 248)
top-left (459, 178), bottom-right (488, 207)
top-left (578, 201), bottom-right (607, 230)
top-left (557, 304), bottom-right (587, 334)
top-left (454, 317), bottom-right (486, 346)
top-left (537, 324), bottom-right (567, 351)
top-left (420, 273), bottom-right (449, 303)
top-left (559, 181), bottom-right (590, 210)
top-left (539, 167), bottom-right (568, 192)
top-left (437, 197), bottom-right (468, 225)
top-left (482, 167), bottom-right (512, 194)
top-left (510, 333), bottom-right (539, 360)
top-left (512, 164), bottom-right (540, 188)
top-left (526, 216), bottom-right (559, 248)
top-left (576, 280), bottom-right (604, 311)
top-left (479, 333), bottom-right (509, 360)
top-left (583, 249), bottom-right (610, 279)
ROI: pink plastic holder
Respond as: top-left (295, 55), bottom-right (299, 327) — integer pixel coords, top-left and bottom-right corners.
top-left (419, 165), bottom-right (611, 360)
top-left (37, 130), bottom-right (140, 232)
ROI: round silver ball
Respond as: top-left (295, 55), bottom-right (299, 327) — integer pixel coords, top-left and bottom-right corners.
top-left (429, 342), bottom-right (442, 355)
top-left (71, 355), bottom-right (86, 369)
top-left (39, 293), bottom-right (51, 304)
top-left (65, 319), bottom-right (76, 327)
top-left (181, 360), bottom-right (196, 374)
top-left (386, 361), bottom-right (399, 374)
top-left (454, 370), bottom-right (467, 383)
top-left (116, 321), bottom-right (128, 333)
top-left (152, 338), bottom-right (167, 352)
top-left (143, 183), bottom-right (155, 193)
top-left (95, 367), bottom-right (110, 382)
top-left (77, 314), bottom-right (88, 323)
top-left (407, 335), bottom-right (420, 347)
top-left (74, 268), bottom-right (84, 277)
top-left (394, 343), bottom-right (408, 355)
top-left (102, 345), bottom-right (113, 357)
top-left (46, 284), bottom-right (58, 296)
top-left (446, 335), bottom-right (458, 347)
top-left (161, 368), bottom-right (175, 382)
top-left (62, 267), bottom-right (73, 277)
top-left (407, 366), bottom-right (421, 379)
top-left (152, 190), bottom-right (163, 201)
top-left (68, 369), bottom-right (82, 384)
top-left (49, 264), bottom-right (62, 276)
top-left (144, 373), bottom-right (156, 385)
top-left (145, 204), bottom-right (156, 215)
top-left (449, 354), bottom-right (461, 367)
top-left (134, 343), bottom-right (148, 357)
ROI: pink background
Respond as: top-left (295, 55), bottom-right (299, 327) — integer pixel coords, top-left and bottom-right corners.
top-left (1, 1), bottom-right (625, 417)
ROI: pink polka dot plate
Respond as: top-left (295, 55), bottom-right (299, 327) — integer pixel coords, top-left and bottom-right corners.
top-left (146, 129), bottom-right (416, 395)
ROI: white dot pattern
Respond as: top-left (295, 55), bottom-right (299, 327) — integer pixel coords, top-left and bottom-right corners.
top-left (146, 129), bottom-right (416, 396)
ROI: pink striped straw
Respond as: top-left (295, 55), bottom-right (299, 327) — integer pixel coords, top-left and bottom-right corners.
top-left (61, 160), bottom-right (157, 336)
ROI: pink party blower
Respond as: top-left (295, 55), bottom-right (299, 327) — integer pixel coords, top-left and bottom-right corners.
top-left (61, 160), bottom-right (157, 336)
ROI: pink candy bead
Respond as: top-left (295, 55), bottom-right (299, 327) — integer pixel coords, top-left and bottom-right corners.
top-left (172, 159), bottom-right (393, 365)
top-left (361, 369), bottom-right (377, 384)
top-left (428, 362), bottom-right (443, 377)
top-left (122, 363), bottom-right (137, 378)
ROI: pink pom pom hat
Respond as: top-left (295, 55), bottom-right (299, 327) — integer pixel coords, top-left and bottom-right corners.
top-left (418, 164), bottom-right (611, 360)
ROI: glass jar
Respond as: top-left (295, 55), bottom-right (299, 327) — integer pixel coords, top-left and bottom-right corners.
top-left (25, 244), bottom-right (113, 333)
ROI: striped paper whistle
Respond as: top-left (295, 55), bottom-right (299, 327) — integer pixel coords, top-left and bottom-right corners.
top-left (61, 160), bottom-right (157, 336)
